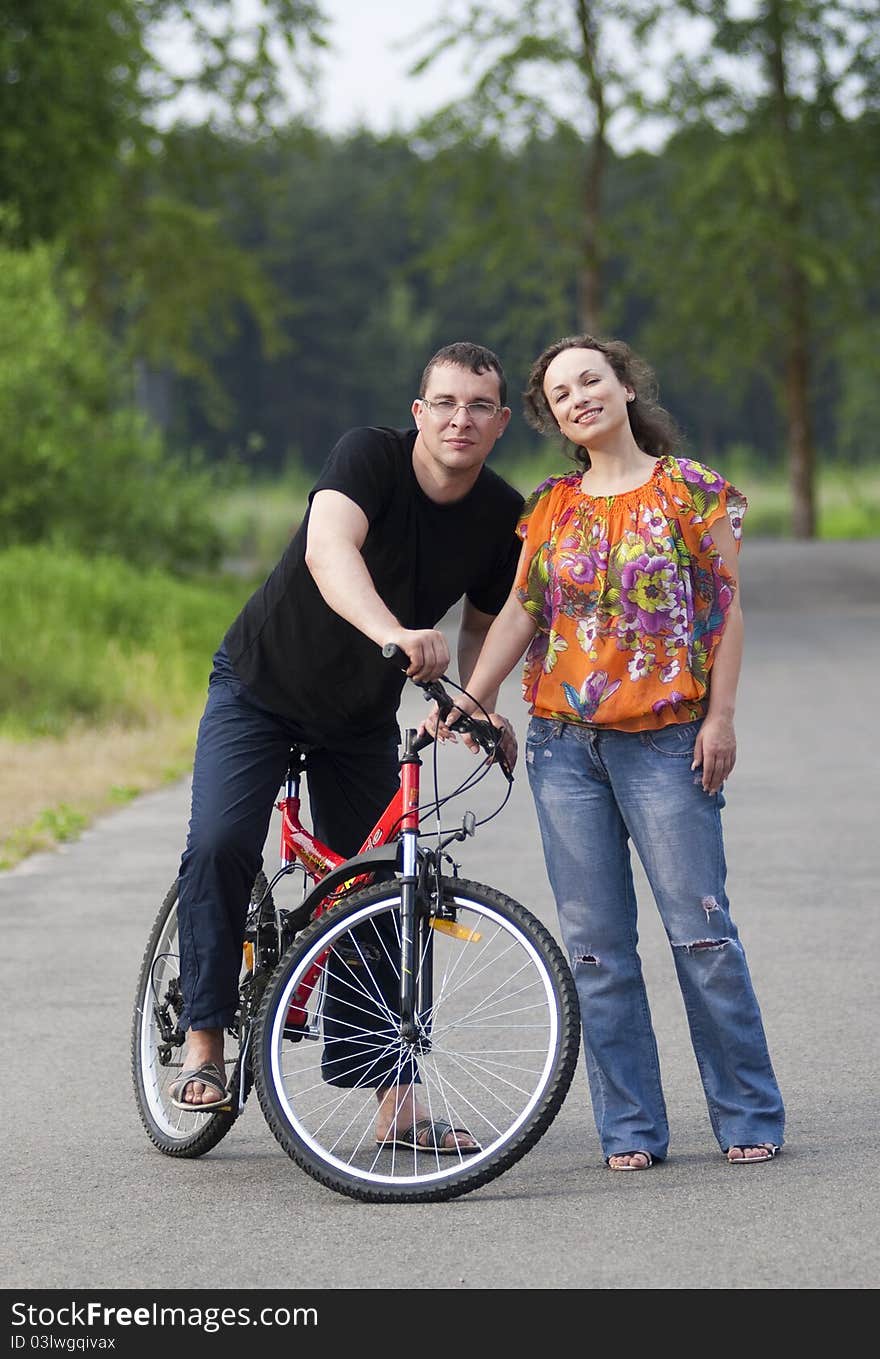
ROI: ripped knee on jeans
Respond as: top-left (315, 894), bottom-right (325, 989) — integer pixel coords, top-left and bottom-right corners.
top-left (674, 937), bottom-right (732, 953)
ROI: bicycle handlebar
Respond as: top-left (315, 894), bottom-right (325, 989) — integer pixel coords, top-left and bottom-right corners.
top-left (381, 643), bottom-right (514, 782)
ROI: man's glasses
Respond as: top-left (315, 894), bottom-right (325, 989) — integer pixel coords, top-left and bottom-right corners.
top-left (420, 398), bottom-right (502, 422)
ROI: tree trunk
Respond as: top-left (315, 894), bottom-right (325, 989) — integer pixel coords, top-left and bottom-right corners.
top-left (579, 133), bottom-right (605, 334)
top-left (783, 269), bottom-right (816, 538)
top-left (768, 0), bottom-right (817, 538)
top-left (575, 0), bottom-right (607, 335)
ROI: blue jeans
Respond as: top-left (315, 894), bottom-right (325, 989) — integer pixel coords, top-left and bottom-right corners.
top-left (525, 715), bottom-right (785, 1161)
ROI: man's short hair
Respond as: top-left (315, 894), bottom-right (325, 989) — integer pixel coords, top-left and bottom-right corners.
top-left (419, 342), bottom-right (507, 407)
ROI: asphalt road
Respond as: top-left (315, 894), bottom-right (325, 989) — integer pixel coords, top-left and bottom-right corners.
top-left (2, 540), bottom-right (878, 1293)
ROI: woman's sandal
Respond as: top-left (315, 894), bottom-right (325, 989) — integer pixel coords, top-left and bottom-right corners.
top-left (606, 1151), bottom-right (654, 1171)
top-left (725, 1144), bottom-right (779, 1164)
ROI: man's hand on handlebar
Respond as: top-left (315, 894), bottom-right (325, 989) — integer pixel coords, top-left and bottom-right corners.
top-left (383, 628), bottom-right (450, 682)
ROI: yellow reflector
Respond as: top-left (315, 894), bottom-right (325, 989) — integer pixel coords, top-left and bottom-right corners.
top-left (243, 941), bottom-right (254, 971)
top-left (430, 918), bottom-right (482, 942)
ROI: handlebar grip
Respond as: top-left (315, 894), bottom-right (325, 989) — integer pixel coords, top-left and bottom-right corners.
top-left (382, 642), bottom-right (409, 670)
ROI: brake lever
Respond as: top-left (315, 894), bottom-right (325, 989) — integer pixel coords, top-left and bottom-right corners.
top-left (449, 713), bottom-right (514, 784)
top-left (381, 642), bottom-right (513, 782)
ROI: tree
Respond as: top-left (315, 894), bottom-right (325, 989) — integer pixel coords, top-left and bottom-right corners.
top-left (0, 2), bottom-right (328, 411)
top-left (407, 0), bottom-right (632, 335)
top-left (0, 1), bottom-right (148, 245)
top-left (623, 0), bottom-right (880, 537)
top-left (0, 236), bottom-right (223, 570)
top-left (1, 1), bottom-right (327, 245)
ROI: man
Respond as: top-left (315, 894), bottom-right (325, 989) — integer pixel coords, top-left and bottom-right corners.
top-left (170, 341), bottom-right (523, 1152)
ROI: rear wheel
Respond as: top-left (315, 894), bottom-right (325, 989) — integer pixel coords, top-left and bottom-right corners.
top-left (130, 873), bottom-right (269, 1156)
top-left (252, 876), bottom-right (580, 1202)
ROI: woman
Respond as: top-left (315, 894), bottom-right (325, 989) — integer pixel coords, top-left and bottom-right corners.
top-left (447, 334), bottom-right (785, 1171)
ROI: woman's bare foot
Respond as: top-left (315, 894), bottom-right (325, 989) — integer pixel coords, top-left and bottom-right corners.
top-left (607, 1152), bottom-right (653, 1171)
top-left (374, 1084), bottom-right (479, 1152)
top-left (726, 1144), bottom-right (778, 1164)
top-left (170, 1028), bottom-right (228, 1107)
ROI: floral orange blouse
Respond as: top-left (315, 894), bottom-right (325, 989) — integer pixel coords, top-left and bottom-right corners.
top-left (515, 455), bottom-right (747, 732)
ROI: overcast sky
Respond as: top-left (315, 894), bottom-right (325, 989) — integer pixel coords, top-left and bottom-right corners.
top-left (290, 0), bottom-right (686, 150)
top-left (314, 0), bottom-right (472, 134)
top-left (153, 1), bottom-right (722, 150)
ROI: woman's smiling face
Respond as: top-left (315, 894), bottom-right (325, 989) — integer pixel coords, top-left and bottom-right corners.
top-left (542, 347), bottom-right (634, 448)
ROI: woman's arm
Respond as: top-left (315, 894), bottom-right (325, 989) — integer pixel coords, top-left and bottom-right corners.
top-left (694, 513), bottom-right (743, 793)
top-left (454, 587), bottom-right (538, 717)
top-left (437, 584), bottom-right (537, 771)
top-left (457, 599), bottom-right (501, 707)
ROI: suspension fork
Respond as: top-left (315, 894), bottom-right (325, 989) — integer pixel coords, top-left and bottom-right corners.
top-left (397, 730), bottom-right (424, 1040)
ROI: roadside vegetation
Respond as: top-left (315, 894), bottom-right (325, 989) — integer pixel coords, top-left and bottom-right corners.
top-left (0, 547), bottom-right (251, 868)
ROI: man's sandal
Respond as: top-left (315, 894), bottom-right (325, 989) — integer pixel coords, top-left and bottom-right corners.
top-left (376, 1117), bottom-right (481, 1155)
top-left (169, 1060), bottom-right (231, 1113)
top-left (725, 1144), bottom-right (779, 1164)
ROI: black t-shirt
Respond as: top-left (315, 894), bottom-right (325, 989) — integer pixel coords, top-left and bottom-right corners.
top-left (223, 425), bottom-right (524, 738)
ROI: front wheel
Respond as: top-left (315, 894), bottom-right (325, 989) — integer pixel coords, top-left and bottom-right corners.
top-left (252, 877), bottom-right (580, 1202)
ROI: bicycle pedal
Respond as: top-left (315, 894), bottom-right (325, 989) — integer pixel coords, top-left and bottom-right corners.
top-left (284, 1023), bottom-right (320, 1043)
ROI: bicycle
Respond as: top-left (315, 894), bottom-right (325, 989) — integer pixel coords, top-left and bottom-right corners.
top-left (131, 645), bottom-right (580, 1202)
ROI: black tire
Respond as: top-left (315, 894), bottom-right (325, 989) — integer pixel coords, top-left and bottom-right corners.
top-left (252, 877), bottom-right (580, 1202)
top-left (130, 873), bottom-right (268, 1157)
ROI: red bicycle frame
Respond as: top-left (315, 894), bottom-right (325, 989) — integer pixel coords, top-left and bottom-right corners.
top-left (277, 748), bottom-right (420, 881)
top-left (273, 739), bottom-right (423, 1027)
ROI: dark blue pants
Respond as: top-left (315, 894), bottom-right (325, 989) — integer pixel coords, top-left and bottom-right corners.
top-left (177, 646), bottom-right (404, 1087)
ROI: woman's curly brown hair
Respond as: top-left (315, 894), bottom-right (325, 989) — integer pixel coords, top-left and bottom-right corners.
top-left (523, 334), bottom-right (682, 470)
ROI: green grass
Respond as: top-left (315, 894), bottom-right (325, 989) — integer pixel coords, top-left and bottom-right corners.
top-left (0, 804), bottom-right (89, 870)
top-left (738, 468), bottom-right (880, 538)
top-left (212, 465), bottom-right (314, 574)
top-left (0, 546), bottom-right (253, 738)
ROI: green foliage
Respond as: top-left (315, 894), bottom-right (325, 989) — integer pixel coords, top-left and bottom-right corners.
top-left (1, 2), bottom-right (328, 413)
top-left (399, 0), bottom-right (880, 537)
top-left (405, 129), bottom-right (582, 381)
top-left (0, 546), bottom-right (249, 737)
top-left (141, 1), bottom-right (328, 131)
top-left (155, 114), bottom-right (878, 483)
top-left (211, 460), bottom-right (314, 575)
top-left (834, 315), bottom-right (880, 464)
top-left (78, 181), bottom-right (288, 412)
top-left (0, 238), bottom-right (224, 570)
top-left (614, 0), bottom-right (880, 535)
top-left (171, 128), bottom-right (451, 470)
top-left (0, 1), bottom-right (148, 245)
top-left (2, 0), bottom-right (877, 547)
